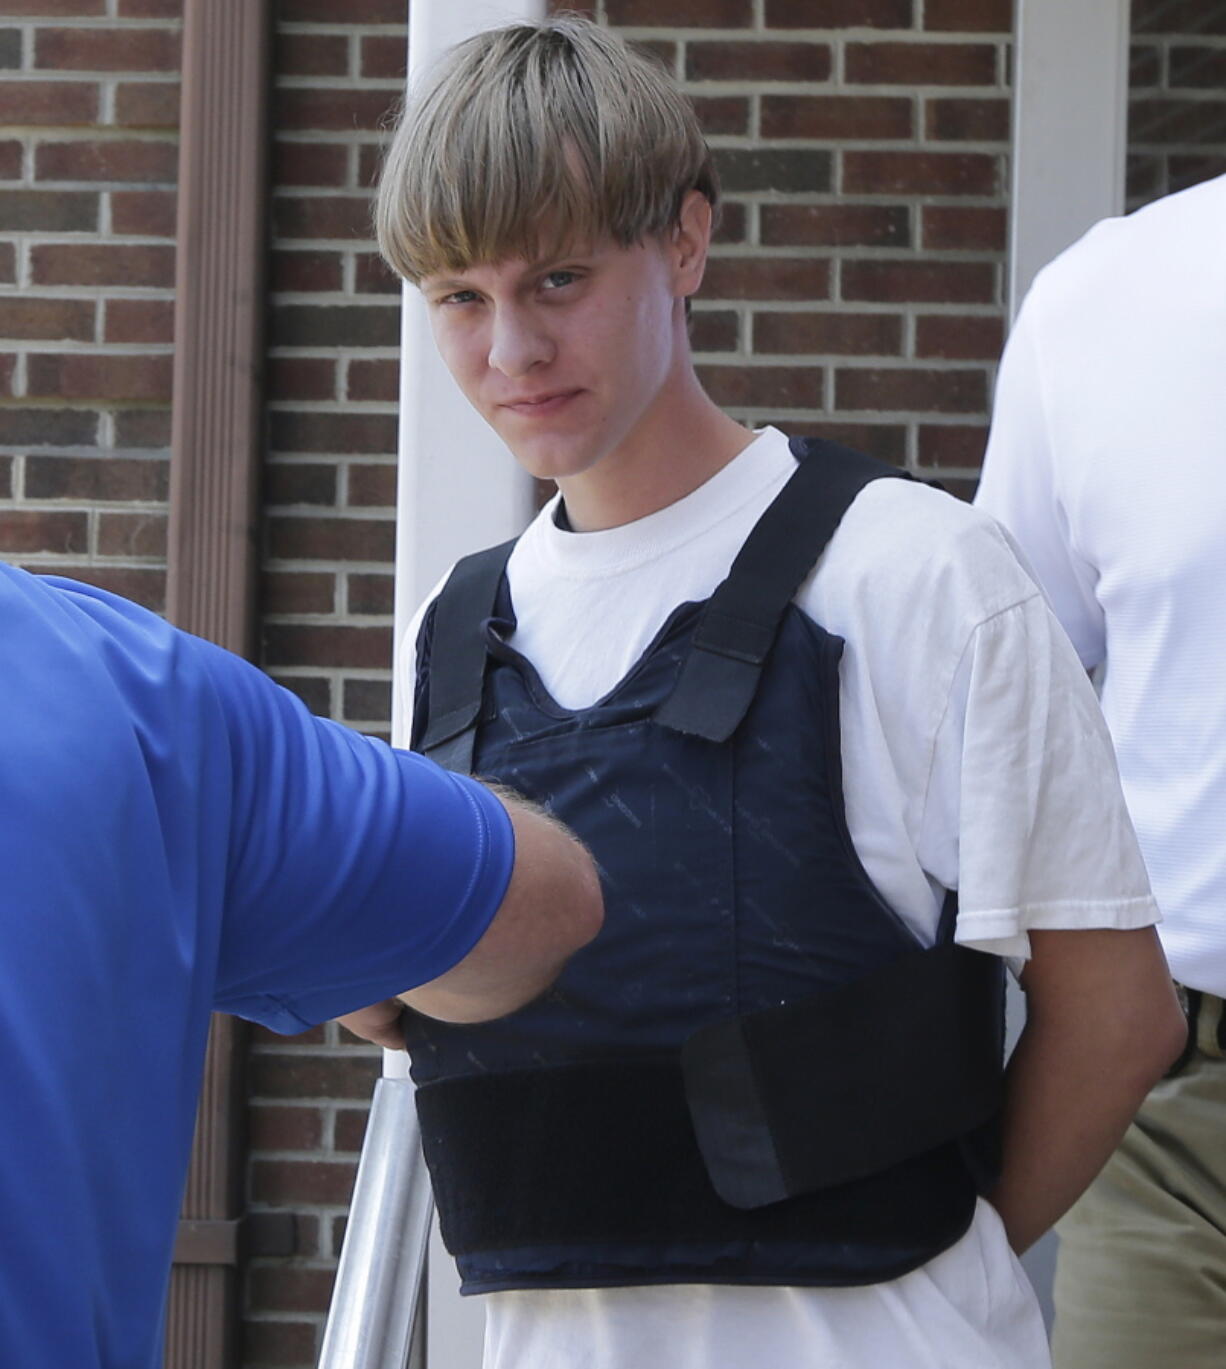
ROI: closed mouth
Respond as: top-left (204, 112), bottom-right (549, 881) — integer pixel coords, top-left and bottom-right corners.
top-left (500, 390), bottom-right (582, 415)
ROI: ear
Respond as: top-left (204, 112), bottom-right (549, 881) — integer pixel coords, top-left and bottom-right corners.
top-left (671, 188), bottom-right (714, 301)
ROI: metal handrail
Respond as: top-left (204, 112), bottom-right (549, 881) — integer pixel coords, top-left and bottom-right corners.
top-left (317, 1077), bottom-right (434, 1369)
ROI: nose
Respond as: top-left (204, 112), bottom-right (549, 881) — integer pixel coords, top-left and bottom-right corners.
top-left (487, 304), bottom-right (552, 379)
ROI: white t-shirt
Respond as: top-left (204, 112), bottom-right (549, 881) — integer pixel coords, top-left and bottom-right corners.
top-left (976, 171), bottom-right (1226, 997)
top-left (399, 426), bottom-right (1156, 1369)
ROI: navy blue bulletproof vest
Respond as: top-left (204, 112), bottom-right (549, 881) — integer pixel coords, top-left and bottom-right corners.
top-left (408, 438), bottom-right (1005, 1294)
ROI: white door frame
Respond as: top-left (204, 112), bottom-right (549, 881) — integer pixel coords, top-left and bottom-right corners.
top-left (1009, 0), bottom-right (1131, 319)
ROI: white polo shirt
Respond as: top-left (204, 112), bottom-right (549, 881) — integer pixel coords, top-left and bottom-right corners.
top-left (977, 171), bottom-right (1226, 998)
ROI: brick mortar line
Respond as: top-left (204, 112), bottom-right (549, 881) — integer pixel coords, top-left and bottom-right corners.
top-left (619, 27), bottom-right (962, 39)
top-left (1128, 88), bottom-right (1226, 97)
top-left (265, 670), bottom-right (380, 689)
top-left (265, 402), bottom-right (399, 414)
top-left (5, 20), bottom-right (184, 33)
top-left (264, 453), bottom-right (396, 463)
top-left (16, 130), bottom-right (179, 142)
top-left (274, 75), bottom-right (404, 90)
top-left (0, 72), bottom-right (180, 84)
top-left (268, 345), bottom-right (401, 354)
top-left (701, 302), bottom-right (1005, 313)
top-left (276, 23), bottom-right (410, 33)
top-left (0, 449), bottom-right (161, 462)
top-left (696, 353), bottom-right (997, 367)
top-left (11, 503), bottom-right (169, 519)
top-left (264, 296), bottom-right (397, 308)
top-left (1136, 34), bottom-right (1226, 44)
top-left (12, 180), bottom-right (179, 192)
top-left (707, 356), bottom-right (999, 369)
top-left (711, 404), bottom-right (987, 419)
top-left (261, 665), bottom-right (395, 677)
top-left (676, 79), bottom-right (1008, 91)
top-left (700, 134), bottom-right (1010, 148)
top-left (1130, 139), bottom-right (1226, 150)
top-left (0, 394), bottom-right (171, 404)
top-left (265, 666), bottom-right (378, 679)
top-left (261, 610), bottom-right (394, 621)
top-left (14, 553), bottom-right (170, 569)
top-left (263, 574), bottom-right (392, 588)
top-left (0, 341), bottom-right (175, 353)
top-left (703, 245), bottom-right (1005, 259)
top-left (262, 565), bottom-right (394, 579)
top-left (0, 259), bottom-right (179, 266)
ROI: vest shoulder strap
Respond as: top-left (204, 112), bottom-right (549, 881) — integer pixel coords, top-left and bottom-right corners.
top-left (654, 437), bottom-right (911, 741)
top-left (417, 537), bottom-right (516, 773)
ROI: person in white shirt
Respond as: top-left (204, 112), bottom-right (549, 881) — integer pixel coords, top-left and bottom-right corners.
top-left (976, 171), bottom-right (1226, 1369)
top-left (342, 17), bottom-right (1185, 1368)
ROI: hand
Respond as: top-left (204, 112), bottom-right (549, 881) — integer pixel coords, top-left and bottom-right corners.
top-left (336, 998), bottom-right (408, 1050)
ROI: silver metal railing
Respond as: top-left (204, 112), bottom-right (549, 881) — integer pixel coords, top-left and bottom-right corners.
top-left (317, 1077), bottom-right (433, 1369)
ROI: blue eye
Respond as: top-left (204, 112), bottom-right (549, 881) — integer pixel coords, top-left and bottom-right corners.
top-left (441, 290), bottom-right (479, 306)
top-left (542, 270), bottom-right (578, 290)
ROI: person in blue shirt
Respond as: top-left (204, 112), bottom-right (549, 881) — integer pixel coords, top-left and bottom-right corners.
top-left (0, 562), bottom-right (602, 1369)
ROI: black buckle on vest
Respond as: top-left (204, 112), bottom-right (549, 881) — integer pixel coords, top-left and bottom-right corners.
top-left (681, 942), bottom-right (1005, 1209)
top-left (691, 611), bottom-right (775, 665)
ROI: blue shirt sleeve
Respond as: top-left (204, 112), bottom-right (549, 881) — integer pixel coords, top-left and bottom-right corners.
top-left (194, 635), bottom-right (516, 1031)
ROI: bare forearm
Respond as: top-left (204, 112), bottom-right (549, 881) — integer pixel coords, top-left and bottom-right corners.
top-left (338, 789), bottom-right (601, 1046)
top-left (399, 788), bottom-right (602, 1022)
top-left (990, 1015), bottom-right (1167, 1251)
top-left (988, 928), bottom-right (1185, 1253)
top-left (397, 958), bottom-right (565, 1022)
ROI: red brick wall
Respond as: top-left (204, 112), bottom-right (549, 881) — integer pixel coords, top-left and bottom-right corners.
top-left (651, 0), bottom-right (1012, 489)
top-left (0, 0), bottom-right (180, 609)
top-left (246, 10), bottom-right (405, 1365)
top-left (261, 1), bottom-right (405, 738)
top-left (1127, 0), bottom-right (1226, 210)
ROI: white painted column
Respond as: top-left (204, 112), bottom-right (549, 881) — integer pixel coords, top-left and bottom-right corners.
top-left (388, 2), bottom-right (542, 1367)
top-left (392, 0), bottom-right (541, 742)
top-left (1009, 0), bottom-right (1130, 319)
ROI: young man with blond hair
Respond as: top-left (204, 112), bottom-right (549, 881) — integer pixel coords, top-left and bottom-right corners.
top-left (350, 16), bottom-right (1185, 1368)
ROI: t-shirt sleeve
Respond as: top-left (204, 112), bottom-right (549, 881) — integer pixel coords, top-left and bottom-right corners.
top-left (198, 641), bottom-right (515, 1032)
top-left (975, 291), bottom-right (1107, 670)
top-left (918, 592), bottom-right (1158, 959)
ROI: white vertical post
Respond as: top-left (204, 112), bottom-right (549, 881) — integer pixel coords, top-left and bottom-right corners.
top-left (1009, 0), bottom-right (1131, 319)
top-left (390, 3), bottom-right (544, 1368)
top-left (391, 0), bottom-right (541, 747)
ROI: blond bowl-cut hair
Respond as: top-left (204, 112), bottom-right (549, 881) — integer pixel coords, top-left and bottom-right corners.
top-left (375, 15), bottom-right (720, 285)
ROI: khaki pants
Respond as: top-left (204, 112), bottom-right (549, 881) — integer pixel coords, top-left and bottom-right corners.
top-left (1052, 992), bottom-right (1226, 1369)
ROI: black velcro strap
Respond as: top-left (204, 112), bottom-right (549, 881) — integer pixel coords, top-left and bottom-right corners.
top-left (655, 438), bottom-right (908, 741)
top-left (417, 539), bottom-right (516, 774)
top-left (682, 943), bottom-right (1004, 1209)
top-left (415, 1057), bottom-right (979, 1281)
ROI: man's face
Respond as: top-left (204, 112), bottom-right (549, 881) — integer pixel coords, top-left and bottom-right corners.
top-left (420, 235), bottom-right (683, 484)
